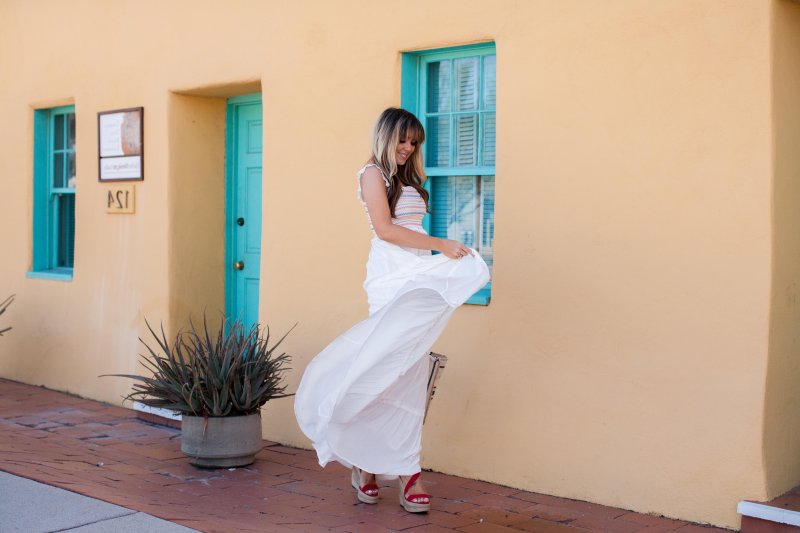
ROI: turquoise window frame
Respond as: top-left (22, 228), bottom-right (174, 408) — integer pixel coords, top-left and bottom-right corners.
top-left (402, 42), bottom-right (496, 306)
top-left (29, 104), bottom-right (76, 281)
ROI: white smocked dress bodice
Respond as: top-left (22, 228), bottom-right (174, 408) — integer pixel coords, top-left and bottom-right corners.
top-left (356, 164), bottom-right (427, 235)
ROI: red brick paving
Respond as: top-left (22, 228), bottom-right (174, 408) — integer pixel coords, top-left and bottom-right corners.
top-left (0, 378), bottom-right (732, 533)
top-left (740, 516), bottom-right (800, 532)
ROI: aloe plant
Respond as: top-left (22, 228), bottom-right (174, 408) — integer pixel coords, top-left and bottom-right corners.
top-left (104, 317), bottom-right (294, 417)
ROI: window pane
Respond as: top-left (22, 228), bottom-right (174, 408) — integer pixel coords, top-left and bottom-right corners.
top-left (430, 176), bottom-right (478, 248)
top-left (454, 58), bottom-right (479, 111)
top-left (67, 152), bottom-right (76, 189)
top-left (480, 176), bottom-right (495, 270)
top-left (455, 114), bottom-right (478, 166)
top-left (68, 112), bottom-right (76, 149)
top-left (431, 175), bottom-right (494, 274)
top-left (483, 55), bottom-right (496, 110)
top-left (53, 152), bottom-right (65, 188)
top-left (482, 113), bottom-right (496, 166)
top-left (453, 176), bottom-right (478, 247)
top-left (54, 114), bottom-right (64, 150)
top-left (430, 177), bottom-right (451, 239)
top-left (426, 115), bottom-right (450, 167)
top-left (427, 60), bottom-right (451, 113)
top-left (57, 193), bottom-right (75, 268)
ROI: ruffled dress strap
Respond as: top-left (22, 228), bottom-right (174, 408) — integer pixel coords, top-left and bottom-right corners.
top-left (356, 163), bottom-right (390, 201)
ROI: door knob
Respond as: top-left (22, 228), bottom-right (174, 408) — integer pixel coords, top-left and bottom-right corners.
top-left (233, 261), bottom-right (245, 270)
top-left (237, 217), bottom-right (245, 226)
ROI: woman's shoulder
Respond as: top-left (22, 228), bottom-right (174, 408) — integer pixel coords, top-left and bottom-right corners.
top-left (357, 163), bottom-right (390, 188)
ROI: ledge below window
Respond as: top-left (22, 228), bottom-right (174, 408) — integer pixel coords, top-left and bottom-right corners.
top-left (466, 284), bottom-right (491, 306)
top-left (27, 269), bottom-right (73, 281)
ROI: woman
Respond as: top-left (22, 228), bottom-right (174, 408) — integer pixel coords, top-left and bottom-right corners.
top-left (294, 108), bottom-right (490, 513)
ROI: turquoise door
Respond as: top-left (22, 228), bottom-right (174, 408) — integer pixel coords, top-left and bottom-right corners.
top-left (225, 94), bottom-right (262, 331)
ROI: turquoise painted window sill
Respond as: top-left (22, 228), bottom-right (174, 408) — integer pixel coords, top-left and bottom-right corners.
top-left (27, 269), bottom-right (73, 281)
top-left (466, 284), bottom-right (491, 306)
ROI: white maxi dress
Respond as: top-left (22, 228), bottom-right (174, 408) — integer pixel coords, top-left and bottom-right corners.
top-left (294, 164), bottom-right (490, 477)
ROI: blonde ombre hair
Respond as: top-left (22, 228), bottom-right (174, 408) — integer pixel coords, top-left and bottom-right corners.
top-left (369, 108), bottom-right (429, 217)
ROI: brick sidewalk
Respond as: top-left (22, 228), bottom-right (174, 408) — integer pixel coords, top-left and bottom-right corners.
top-left (0, 378), bottom-right (730, 533)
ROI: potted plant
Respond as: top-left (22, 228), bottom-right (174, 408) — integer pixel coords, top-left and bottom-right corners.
top-left (104, 316), bottom-right (293, 468)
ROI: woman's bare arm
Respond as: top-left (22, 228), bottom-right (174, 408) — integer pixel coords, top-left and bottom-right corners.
top-left (360, 166), bottom-right (472, 259)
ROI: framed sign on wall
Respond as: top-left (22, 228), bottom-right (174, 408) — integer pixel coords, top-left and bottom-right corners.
top-left (98, 107), bottom-right (143, 182)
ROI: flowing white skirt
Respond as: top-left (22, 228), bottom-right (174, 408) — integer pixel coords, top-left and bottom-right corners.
top-left (294, 237), bottom-right (490, 476)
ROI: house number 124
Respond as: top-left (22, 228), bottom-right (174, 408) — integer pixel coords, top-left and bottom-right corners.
top-left (105, 185), bottom-right (135, 214)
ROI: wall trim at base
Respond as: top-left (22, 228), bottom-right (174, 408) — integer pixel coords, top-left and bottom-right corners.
top-left (132, 402), bottom-right (181, 421)
top-left (738, 501), bottom-right (800, 527)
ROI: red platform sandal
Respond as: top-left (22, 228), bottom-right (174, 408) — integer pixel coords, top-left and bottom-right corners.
top-left (351, 467), bottom-right (379, 504)
top-left (399, 472), bottom-right (430, 513)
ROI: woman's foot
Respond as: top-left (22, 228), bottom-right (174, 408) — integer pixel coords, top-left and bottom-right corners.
top-left (351, 467), bottom-right (379, 504)
top-left (398, 472), bottom-right (430, 513)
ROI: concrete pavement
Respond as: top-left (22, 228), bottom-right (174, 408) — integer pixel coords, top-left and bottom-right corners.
top-left (0, 471), bottom-right (196, 533)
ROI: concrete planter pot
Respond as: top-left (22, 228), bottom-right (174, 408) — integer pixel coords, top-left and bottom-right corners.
top-left (181, 413), bottom-right (263, 468)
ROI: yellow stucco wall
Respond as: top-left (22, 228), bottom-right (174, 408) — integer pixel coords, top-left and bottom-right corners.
top-left (0, 0), bottom-right (785, 528)
top-left (765, 0), bottom-right (800, 499)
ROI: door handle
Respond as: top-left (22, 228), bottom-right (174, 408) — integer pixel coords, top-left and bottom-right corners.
top-left (233, 261), bottom-right (245, 271)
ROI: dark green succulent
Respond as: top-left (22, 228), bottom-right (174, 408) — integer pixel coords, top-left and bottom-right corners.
top-left (0, 295), bottom-right (14, 336)
top-left (104, 317), bottom-right (294, 417)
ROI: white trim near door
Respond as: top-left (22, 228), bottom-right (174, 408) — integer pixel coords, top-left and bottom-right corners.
top-left (737, 501), bottom-right (800, 527)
